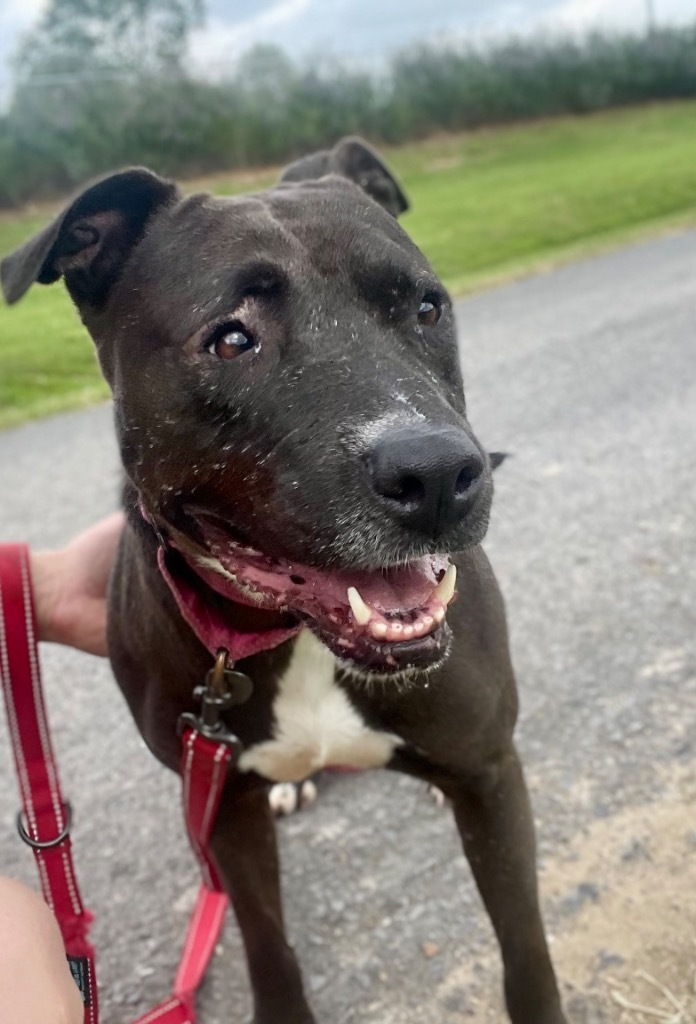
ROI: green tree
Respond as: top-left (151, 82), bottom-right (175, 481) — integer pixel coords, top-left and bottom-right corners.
top-left (13, 0), bottom-right (205, 83)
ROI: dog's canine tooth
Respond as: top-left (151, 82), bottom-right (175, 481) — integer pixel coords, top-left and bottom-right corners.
top-left (432, 563), bottom-right (457, 606)
top-left (433, 606), bottom-right (446, 624)
top-left (347, 586), bottom-right (372, 625)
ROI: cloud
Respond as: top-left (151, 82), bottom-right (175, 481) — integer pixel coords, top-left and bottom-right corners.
top-left (0, 0), bottom-right (46, 44)
top-left (0, 0), bottom-right (47, 103)
top-left (190, 0), bottom-right (508, 71)
top-left (545, 0), bottom-right (651, 32)
top-left (190, 0), bottom-right (312, 69)
top-left (527, 0), bottom-right (696, 34)
top-left (189, 0), bottom-right (695, 74)
top-left (3, 0), bottom-right (695, 96)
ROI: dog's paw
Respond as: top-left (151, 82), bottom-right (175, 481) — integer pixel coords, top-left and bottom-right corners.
top-left (269, 780), bottom-right (318, 817)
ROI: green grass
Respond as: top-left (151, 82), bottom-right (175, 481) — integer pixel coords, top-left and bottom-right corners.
top-left (2, 100), bottom-right (696, 429)
top-left (397, 100), bottom-right (696, 292)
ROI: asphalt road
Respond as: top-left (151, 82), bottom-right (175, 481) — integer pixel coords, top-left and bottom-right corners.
top-left (1, 229), bottom-right (695, 1024)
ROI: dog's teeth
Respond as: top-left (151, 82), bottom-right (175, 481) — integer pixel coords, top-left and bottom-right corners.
top-left (347, 586), bottom-right (372, 626)
top-left (371, 621), bottom-right (388, 639)
top-left (433, 564), bottom-right (457, 606)
top-left (402, 624), bottom-right (414, 638)
top-left (433, 606), bottom-right (445, 624)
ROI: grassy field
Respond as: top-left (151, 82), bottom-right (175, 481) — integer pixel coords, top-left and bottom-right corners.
top-left (1, 100), bottom-right (696, 429)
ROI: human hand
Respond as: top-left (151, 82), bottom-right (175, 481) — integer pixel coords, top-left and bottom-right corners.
top-left (30, 512), bottom-right (125, 657)
top-left (0, 877), bottom-right (84, 1024)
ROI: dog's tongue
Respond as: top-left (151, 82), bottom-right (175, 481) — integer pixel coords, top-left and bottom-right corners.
top-left (168, 516), bottom-right (456, 653)
top-left (195, 517), bottom-right (449, 616)
top-left (347, 565), bottom-right (436, 609)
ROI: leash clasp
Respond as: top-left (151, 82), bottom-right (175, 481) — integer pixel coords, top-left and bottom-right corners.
top-left (177, 648), bottom-right (253, 751)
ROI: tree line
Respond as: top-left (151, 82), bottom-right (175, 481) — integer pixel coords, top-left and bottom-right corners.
top-left (2, 19), bottom-right (696, 208)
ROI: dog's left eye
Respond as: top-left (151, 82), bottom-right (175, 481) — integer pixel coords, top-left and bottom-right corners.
top-left (418, 297), bottom-right (442, 326)
top-left (205, 324), bottom-right (258, 360)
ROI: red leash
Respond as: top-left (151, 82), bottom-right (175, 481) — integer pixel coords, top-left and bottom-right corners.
top-left (0, 544), bottom-right (237, 1024)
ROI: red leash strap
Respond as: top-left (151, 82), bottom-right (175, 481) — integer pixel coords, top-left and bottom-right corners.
top-left (0, 544), bottom-right (98, 1023)
top-left (134, 732), bottom-right (232, 1023)
top-left (0, 544), bottom-right (234, 1024)
top-left (180, 730), bottom-right (233, 892)
top-left (131, 883), bottom-right (228, 1024)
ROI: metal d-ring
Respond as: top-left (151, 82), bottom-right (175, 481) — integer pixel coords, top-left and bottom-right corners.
top-left (176, 646), bottom-right (251, 751)
top-left (16, 802), bottom-right (72, 850)
top-left (210, 648), bottom-right (232, 697)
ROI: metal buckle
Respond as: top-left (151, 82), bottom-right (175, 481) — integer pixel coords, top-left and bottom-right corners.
top-left (177, 648), bottom-right (252, 751)
top-left (17, 802), bottom-right (72, 850)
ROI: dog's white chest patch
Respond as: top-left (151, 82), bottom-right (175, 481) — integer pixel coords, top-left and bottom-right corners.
top-left (239, 630), bottom-right (400, 783)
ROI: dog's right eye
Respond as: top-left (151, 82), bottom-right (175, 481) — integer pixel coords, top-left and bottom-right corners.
top-left (418, 294), bottom-right (442, 326)
top-left (204, 323), bottom-right (258, 360)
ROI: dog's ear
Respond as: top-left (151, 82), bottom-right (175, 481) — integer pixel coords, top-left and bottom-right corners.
top-left (1, 168), bottom-right (178, 307)
top-left (489, 452), bottom-right (508, 470)
top-left (330, 137), bottom-right (409, 217)
top-left (280, 136), bottom-right (409, 218)
top-left (280, 149), bottom-right (332, 185)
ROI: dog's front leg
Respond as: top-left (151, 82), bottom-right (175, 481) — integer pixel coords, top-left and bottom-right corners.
top-left (446, 745), bottom-right (566, 1024)
top-left (210, 776), bottom-right (315, 1024)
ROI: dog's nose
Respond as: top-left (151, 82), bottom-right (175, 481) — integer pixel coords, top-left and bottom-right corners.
top-left (367, 426), bottom-right (485, 536)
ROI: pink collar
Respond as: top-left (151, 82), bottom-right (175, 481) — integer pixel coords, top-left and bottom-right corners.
top-left (157, 546), bottom-right (301, 662)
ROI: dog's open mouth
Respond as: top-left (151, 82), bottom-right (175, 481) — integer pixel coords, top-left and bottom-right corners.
top-left (188, 515), bottom-right (456, 672)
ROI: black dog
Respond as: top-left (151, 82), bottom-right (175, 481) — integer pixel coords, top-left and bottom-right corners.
top-left (2, 138), bottom-right (566, 1024)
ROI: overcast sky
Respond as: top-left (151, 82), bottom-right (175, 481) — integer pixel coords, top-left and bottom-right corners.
top-left (192, 0), bottom-right (695, 68)
top-left (1, 0), bottom-right (695, 96)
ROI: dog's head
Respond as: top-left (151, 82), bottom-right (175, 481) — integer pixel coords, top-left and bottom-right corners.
top-left (2, 138), bottom-right (494, 676)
